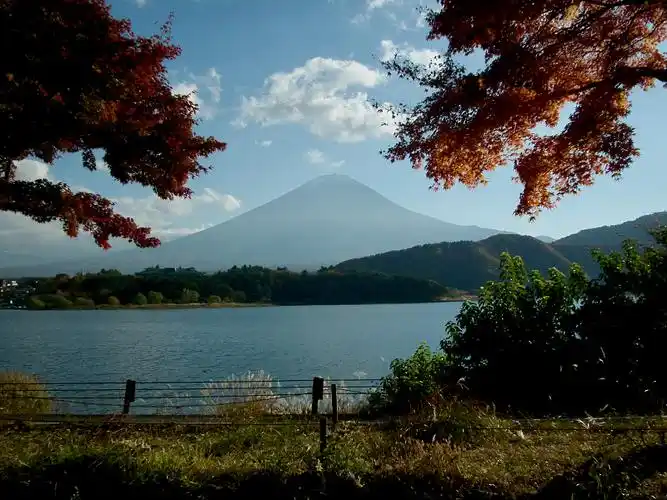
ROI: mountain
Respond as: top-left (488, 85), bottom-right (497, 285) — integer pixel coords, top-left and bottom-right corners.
top-left (0, 251), bottom-right (45, 268)
top-left (551, 212), bottom-right (667, 274)
top-left (553, 212), bottom-right (667, 247)
top-left (335, 211), bottom-right (667, 292)
top-left (335, 234), bottom-right (575, 293)
top-left (536, 235), bottom-right (556, 243)
top-left (0, 174), bottom-right (504, 277)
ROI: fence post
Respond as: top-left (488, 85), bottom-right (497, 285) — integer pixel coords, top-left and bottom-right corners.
top-left (122, 379), bottom-right (136, 415)
top-left (319, 417), bottom-right (327, 453)
top-left (311, 377), bottom-right (324, 416)
top-left (331, 383), bottom-right (338, 429)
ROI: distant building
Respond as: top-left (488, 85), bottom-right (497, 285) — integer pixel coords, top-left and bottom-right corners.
top-left (0, 279), bottom-right (18, 289)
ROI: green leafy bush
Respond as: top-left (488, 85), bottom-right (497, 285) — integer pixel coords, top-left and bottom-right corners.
top-left (133, 292), bottom-right (148, 306)
top-left (107, 296), bottom-right (121, 306)
top-left (147, 291), bottom-right (163, 304)
top-left (370, 343), bottom-right (448, 414)
top-left (208, 295), bottom-right (222, 304)
top-left (25, 296), bottom-right (45, 310)
top-left (73, 297), bottom-right (95, 307)
top-left (180, 288), bottom-right (200, 304)
top-left (442, 253), bottom-right (588, 414)
top-left (438, 228), bottom-right (667, 415)
top-left (39, 294), bottom-right (73, 309)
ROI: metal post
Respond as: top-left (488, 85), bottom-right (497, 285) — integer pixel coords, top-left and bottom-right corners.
top-left (122, 379), bottom-right (136, 415)
top-left (311, 376), bottom-right (324, 416)
top-left (319, 417), bottom-right (327, 453)
top-left (331, 383), bottom-right (338, 429)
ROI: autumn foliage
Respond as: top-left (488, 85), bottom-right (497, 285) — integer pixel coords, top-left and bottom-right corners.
top-left (0, 0), bottom-right (226, 248)
top-left (385, 0), bottom-right (667, 217)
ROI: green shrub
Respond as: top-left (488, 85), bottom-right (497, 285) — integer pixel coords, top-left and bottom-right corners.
top-left (180, 288), bottom-right (199, 304)
top-left (231, 290), bottom-right (246, 303)
top-left (25, 296), bottom-right (45, 310)
top-left (107, 296), bottom-right (121, 306)
top-left (370, 343), bottom-right (448, 415)
top-left (147, 290), bottom-right (163, 304)
top-left (133, 292), bottom-right (148, 306)
top-left (40, 294), bottom-right (72, 309)
top-left (208, 295), bottom-right (222, 304)
top-left (73, 297), bottom-right (95, 307)
top-left (0, 371), bottom-right (51, 415)
top-left (441, 253), bottom-right (589, 414)
top-left (438, 228), bottom-right (667, 415)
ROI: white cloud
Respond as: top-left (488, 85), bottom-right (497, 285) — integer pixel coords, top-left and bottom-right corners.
top-left (13, 159), bottom-right (50, 181)
top-left (172, 67), bottom-right (222, 120)
top-left (379, 39), bottom-right (439, 66)
top-left (0, 157), bottom-right (241, 259)
top-left (255, 139), bottom-right (273, 147)
top-left (113, 188), bottom-right (241, 228)
top-left (135, 0), bottom-right (147, 6)
top-left (235, 57), bottom-right (397, 143)
top-left (305, 149), bottom-right (325, 164)
top-left (352, 0), bottom-right (400, 24)
top-left (153, 223), bottom-right (215, 238)
top-left (304, 149), bottom-right (344, 169)
top-left (416, 9), bottom-right (428, 28)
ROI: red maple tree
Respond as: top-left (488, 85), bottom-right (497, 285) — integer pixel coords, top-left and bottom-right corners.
top-left (384, 0), bottom-right (667, 217)
top-left (0, 0), bottom-right (226, 249)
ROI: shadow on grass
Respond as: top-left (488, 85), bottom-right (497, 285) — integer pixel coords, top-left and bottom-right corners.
top-left (1, 445), bottom-right (667, 499)
top-left (532, 442), bottom-right (667, 499)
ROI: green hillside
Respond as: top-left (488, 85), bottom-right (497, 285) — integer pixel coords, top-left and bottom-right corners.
top-left (335, 212), bottom-right (667, 293)
top-left (335, 234), bottom-right (575, 293)
top-left (554, 212), bottom-right (667, 247)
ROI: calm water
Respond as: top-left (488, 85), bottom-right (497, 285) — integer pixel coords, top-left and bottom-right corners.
top-left (0, 303), bottom-right (461, 383)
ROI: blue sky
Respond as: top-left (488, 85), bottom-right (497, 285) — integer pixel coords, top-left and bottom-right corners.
top-left (4, 0), bottom-right (667, 257)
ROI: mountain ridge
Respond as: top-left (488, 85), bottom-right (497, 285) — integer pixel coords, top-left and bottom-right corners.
top-left (0, 174), bottom-right (504, 277)
top-left (334, 213), bottom-right (667, 292)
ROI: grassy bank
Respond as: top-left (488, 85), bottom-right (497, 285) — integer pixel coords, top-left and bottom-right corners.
top-left (2, 371), bottom-right (667, 498)
top-left (1, 413), bottom-right (666, 499)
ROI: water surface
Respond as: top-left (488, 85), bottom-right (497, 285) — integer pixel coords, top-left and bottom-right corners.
top-left (0, 303), bottom-right (460, 382)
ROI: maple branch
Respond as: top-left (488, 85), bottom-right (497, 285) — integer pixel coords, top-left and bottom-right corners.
top-left (0, 178), bottom-right (158, 249)
top-left (619, 66), bottom-right (667, 82)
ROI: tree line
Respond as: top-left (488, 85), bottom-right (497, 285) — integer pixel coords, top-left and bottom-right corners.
top-left (24, 265), bottom-right (448, 309)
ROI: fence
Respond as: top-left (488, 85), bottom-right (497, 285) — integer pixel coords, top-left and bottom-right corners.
top-left (3, 376), bottom-right (667, 453)
top-left (0, 375), bottom-right (380, 418)
top-left (0, 376), bottom-right (384, 452)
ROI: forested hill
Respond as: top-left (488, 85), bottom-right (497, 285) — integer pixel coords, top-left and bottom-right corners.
top-left (334, 234), bottom-right (603, 293)
top-left (553, 212), bottom-right (667, 247)
top-left (20, 266), bottom-right (448, 308)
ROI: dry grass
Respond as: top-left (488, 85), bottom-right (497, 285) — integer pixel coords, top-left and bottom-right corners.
top-left (0, 371), bottom-right (51, 417)
top-left (198, 371), bottom-right (371, 419)
top-left (2, 371), bottom-right (666, 497)
top-left (1, 407), bottom-right (667, 498)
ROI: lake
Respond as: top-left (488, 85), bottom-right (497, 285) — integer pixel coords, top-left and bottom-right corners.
top-left (0, 303), bottom-right (461, 413)
top-left (0, 303), bottom-right (460, 382)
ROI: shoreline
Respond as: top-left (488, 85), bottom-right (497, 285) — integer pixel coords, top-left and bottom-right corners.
top-left (3, 297), bottom-right (474, 311)
top-left (97, 302), bottom-right (272, 310)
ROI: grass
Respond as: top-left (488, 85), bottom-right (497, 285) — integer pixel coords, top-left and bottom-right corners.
top-left (1, 407), bottom-right (667, 498)
top-left (199, 371), bottom-right (373, 418)
top-left (3, 370), bottom-right (667, 498)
